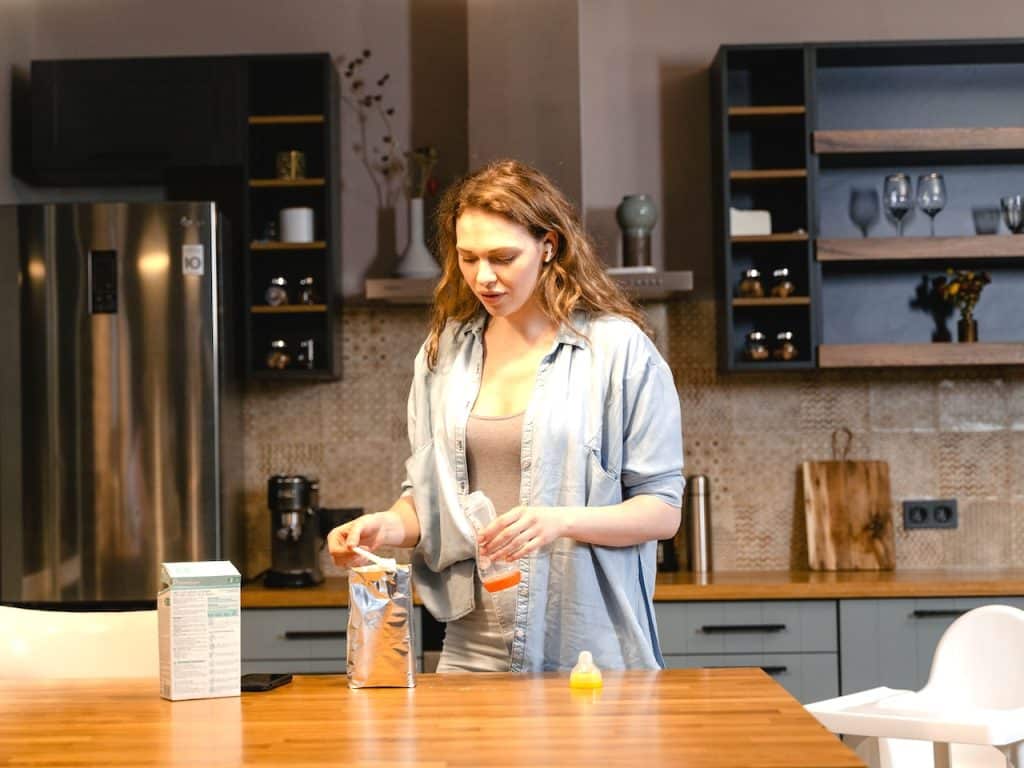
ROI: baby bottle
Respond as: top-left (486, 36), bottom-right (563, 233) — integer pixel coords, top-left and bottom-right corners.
top-left (461, 491), bottom-right (521, 593)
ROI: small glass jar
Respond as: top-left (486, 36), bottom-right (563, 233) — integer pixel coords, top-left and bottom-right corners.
top-left (737, 268), bottom-right (764, 298)
top-left (266, 339), bottom-right (291, 370)
top-left (744, 330), bottom-right (770, 361)
top-left (298, 276), bottom-right (317, 305)
top-left (265, 276), bottom-right (289, 306)
top-left (770, 267), bottom-right (796, 298)
top-left (773, 330), bottom-right (799, 361)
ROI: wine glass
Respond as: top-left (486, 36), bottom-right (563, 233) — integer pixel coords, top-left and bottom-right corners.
top-left (849, 187), bottom-right (880, 238)
top-left (883, 173), bottom-right (913, 236)
top-left (917, 172), bottom-right (947, 237)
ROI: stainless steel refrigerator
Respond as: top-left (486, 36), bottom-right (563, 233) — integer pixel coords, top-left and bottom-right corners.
top-left (0, 201), bottom-right (244, 605)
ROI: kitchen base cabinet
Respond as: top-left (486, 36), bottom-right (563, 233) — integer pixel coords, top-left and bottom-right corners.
top-left (663, 653), bottom-right (839, 703)
top-left (838, 596), bottom-right (1024, 694)
top-left (655, 600), bottom-right (838, 703)
top-left (242, 607), bottom-right (423, 674)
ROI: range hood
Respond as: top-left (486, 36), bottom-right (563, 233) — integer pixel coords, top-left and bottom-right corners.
top-left (365, 267), bottom-right (693, 304)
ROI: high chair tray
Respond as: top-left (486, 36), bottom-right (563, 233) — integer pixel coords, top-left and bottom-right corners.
top-left (806, 687), bottom-right (1024, 747)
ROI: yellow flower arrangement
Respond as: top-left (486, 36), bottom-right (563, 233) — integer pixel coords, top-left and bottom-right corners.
top-left (936, 268), bottom-right (991, 321)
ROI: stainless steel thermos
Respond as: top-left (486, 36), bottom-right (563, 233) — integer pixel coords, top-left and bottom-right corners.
top-left (686, 474), bottom-right (712, 573)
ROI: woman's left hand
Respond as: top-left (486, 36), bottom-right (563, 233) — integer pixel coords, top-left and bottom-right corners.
top-left (478, 506), bottom-right (569, 562)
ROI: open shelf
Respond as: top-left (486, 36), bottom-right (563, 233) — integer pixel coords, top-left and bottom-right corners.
top-left (366, 272), bottom-right (694, 303)
top-left (249, 178), bottom-right (325, 188)
top-left (250, 368), bottom-right (338, 381)
top-left (814, 127), bottom-right (1024, 155)
top-left (250, 240), bottom-right (326, 251)
top-left (729, 105), bottom-right (806, 117)
top-left (248, 114), bottom-right (325, 125)
top-left (730, 169), bottom-right (807, 181)
top-left (817, 236), bottom-right (1024, 262)
top-left (732, 233), bottom-right (808, 244)
top-left (250, 304), bottom-right (327, 314)
top-left (733, 297), bottom-right (811, 307)
top-left (819, 342), bottom-right (1024, 368)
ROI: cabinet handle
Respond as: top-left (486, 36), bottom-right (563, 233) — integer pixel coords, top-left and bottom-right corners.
top-left (283, 630), bottom-right (347, 640)
top-left (707, 664), bottom-right (788, 675)
top-left (911, 609), bottom-right (967, 619)
top-left (700, 623), bottom-right (787, 634)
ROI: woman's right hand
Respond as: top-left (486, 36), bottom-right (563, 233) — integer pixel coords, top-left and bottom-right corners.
top-left (327, 511), bottom-right (401, 568)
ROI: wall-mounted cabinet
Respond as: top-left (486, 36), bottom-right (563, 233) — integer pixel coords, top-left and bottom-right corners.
top-left (22, 57), bottom-right (244, 185)
top-left (712, 39), bottom-right (1024, 371)
top-left (244, 55), bottom-right (340, 381)
top-left (16, 53), bottom-right (341, 382)
top-left (712, 46), bottom-right (816, 372)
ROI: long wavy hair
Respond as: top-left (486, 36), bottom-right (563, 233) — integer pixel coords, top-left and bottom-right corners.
top-left (425, 159), bottom-right (652, 369)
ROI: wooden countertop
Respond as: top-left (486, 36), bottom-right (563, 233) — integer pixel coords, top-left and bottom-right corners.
top-left (242, 568), bottom-right (1024, 608)
top-left (0, 670), bottom-right (863, 767)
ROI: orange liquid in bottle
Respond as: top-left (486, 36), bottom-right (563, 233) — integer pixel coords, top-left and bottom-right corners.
top-left (482, 570), bottom-right (521, 593)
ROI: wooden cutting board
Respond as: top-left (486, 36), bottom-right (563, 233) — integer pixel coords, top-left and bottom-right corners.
top-left (801, 460), bottom-right (895, 571)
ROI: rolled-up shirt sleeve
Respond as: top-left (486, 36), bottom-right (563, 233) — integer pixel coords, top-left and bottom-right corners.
top-left (620, 356), bottom-right (685, 508)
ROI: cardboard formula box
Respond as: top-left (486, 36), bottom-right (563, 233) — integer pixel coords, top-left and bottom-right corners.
top-left (159, 561), bottom-right (241, 701)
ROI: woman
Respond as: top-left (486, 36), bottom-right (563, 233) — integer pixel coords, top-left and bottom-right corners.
top-left (328, 159), bottom-right (684, 672)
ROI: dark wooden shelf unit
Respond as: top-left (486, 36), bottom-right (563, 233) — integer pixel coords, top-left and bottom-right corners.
top-left (814, 127), bottom-right (1024, 155)
top-left (250, 240), bottom-right (326, 251)
top-left (819, 342), bottom-right (1024, 368)
top-left (733, 297), bottom-right (812, 307)
top-left (244, 54), bottom-right (340, 380)
top-left (249, 178), bottom-right (326, 188)
top-left (713, 44), bottom-right (815, 371)
top-left (817, 235), bottom-right (1024, 262)
top-left (729, 105), bottom-right (806, 117)
top-left (730, 169), bottom-right (807, 181)
top-left (713, 38), bottom-right (1024, 369)
top-left (248, 114), bottom-right (325, 125)
top-left (733, 233), bottom-right (808, 244)
top-left (250, 304), bottom-right (328, 314)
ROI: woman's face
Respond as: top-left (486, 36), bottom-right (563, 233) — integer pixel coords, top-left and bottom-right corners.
top-left (455, 207), bottom-right (553, 320)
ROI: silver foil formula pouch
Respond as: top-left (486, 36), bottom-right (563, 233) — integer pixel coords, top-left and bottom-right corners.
top-left (347, 563), bottom-right (416, 688)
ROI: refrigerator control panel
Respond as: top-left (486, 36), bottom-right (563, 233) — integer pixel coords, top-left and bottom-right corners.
top-left (89, 250), bottom-right (117, 314)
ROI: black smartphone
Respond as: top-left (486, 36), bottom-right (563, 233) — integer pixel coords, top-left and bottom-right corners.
top-left (241, 673), bottom-right (293, 692)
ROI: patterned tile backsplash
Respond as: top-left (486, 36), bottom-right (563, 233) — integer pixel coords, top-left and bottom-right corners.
top-left (243, 301), bottom-right (1024, 577)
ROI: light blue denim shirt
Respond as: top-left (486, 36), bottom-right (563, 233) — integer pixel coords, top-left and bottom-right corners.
top-left (401, 310), bottom-right (684, 671)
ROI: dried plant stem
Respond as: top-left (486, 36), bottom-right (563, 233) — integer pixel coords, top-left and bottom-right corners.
top-left (341, 91), bottom-right (384, 208)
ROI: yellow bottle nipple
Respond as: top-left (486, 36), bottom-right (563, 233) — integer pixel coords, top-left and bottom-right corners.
top-left (569, 650), bottom-right (603, 689)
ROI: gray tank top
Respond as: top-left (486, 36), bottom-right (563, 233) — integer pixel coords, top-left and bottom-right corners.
top-left (435, 411), bottom-right (523, 672)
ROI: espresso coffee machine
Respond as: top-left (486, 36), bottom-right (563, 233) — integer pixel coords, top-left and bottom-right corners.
top-left (265, 475), bottom-right (324, 587)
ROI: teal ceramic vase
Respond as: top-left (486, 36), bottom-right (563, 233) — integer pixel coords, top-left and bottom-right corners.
top-left (615, 194), bottom-right (658, 267)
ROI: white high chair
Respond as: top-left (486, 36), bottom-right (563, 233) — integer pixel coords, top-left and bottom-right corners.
top-left (806, 604), bottom-right (1024, 768)
top-left (0, 605), bottom-right (158, 679)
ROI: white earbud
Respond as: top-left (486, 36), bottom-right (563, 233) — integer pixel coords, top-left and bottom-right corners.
top-left (544, 244), bottom-right (553, 263)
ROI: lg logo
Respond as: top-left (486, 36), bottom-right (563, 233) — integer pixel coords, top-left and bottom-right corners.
top-left (182, 245), bottom-right (205, 276)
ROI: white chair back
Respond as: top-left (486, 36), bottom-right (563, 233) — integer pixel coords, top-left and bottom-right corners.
top-left (0, 605), bottom-right (158, 679)
top-left (922, 604), bottom-right (1024, 710)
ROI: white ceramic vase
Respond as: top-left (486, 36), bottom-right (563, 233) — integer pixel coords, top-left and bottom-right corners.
top-left (394, 197), bottom-right (441, 278)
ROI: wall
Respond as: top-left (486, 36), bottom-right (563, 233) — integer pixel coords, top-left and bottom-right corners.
top-left (5, 0), bottom-right (1023, 577)
top-left (579, 0), bottom-right (1024, 297)
top-left (0, 0), bottom-right (468, 297)
top-left (466, 0), bottom-right (581, 206)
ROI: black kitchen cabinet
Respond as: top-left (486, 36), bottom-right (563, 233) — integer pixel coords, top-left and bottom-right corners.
top-left (26, 57), bottom-right (244, 185)
top-left (16, 53), bottom-right (342, 382)
top-left (712, 39), bottom-right (1024, 371)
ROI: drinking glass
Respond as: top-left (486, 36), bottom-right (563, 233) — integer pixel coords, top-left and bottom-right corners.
top-left (849, 187), bottom-right (880, 238)
top-left (883, 173), bottom-right (913, 236)
top-left (917, 172), bottom-right (947, 237)
top-left (1001, 195), bottom-right (1024, 234)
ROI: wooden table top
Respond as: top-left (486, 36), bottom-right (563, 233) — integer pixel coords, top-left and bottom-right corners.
top-left (241, 568), bottom-right (1024, 608)
top-left (0, 670), bottom-right (863, 768)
